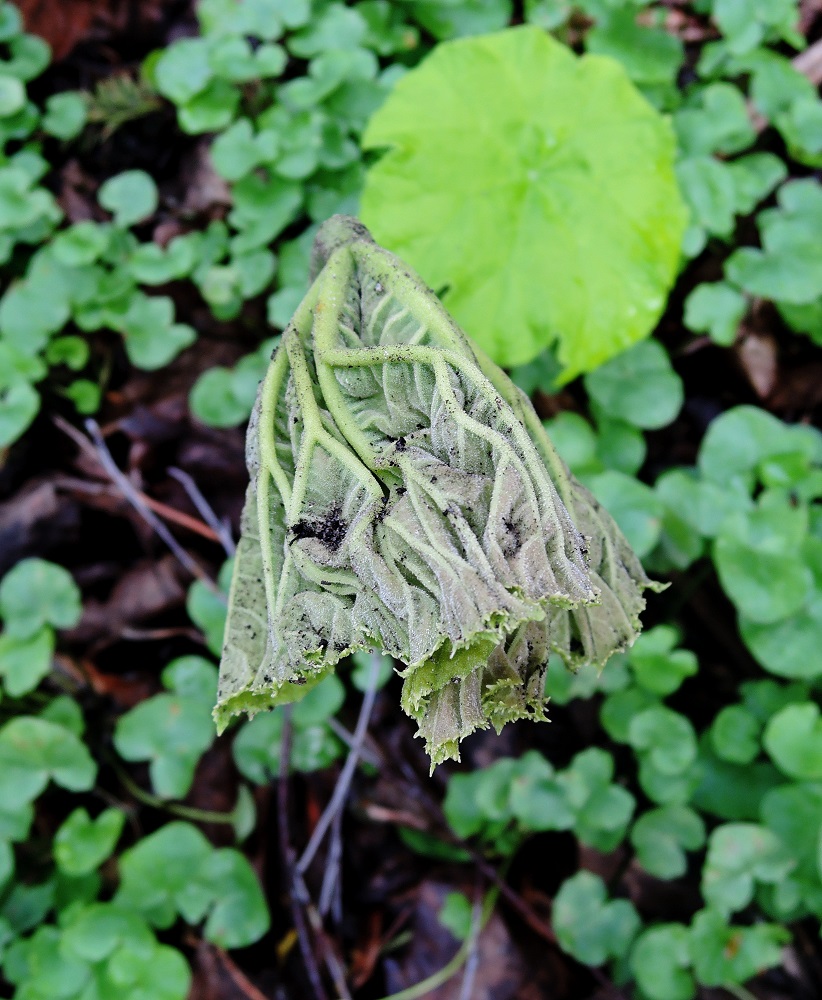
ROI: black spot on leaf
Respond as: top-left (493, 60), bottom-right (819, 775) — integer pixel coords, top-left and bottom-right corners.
top-left (290, 504), bottom-right (347, 551)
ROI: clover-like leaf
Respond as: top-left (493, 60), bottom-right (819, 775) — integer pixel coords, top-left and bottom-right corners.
top-left (553, 871), bottom-right (641, 967)
top-left (115, 822), bottom-right (269, 947)
top-left (197, 847), bottom-right (271, 948)
top-left (760, 782), bottom-right (822, 914)
top-left (628, 625), bottom-right (698, 697)
top-left (56, 902), bottom-right (192, 1000)
top-left (698, 404), bottom-right (822, 490)
top-left (360, 26), bottom-right (687, 376)
top-left (710, 704), bottom-right (761, 764)
top-left (763, 702), bottom-right (822, 779)
top-left (54, 808), bottom-right (126, 877)
top-left (740, 592), bottom-right (822, 680)
top-left (98, 170), bottom-right (158, 228)
top-left (584, 340), bottom-right (683, 431)
top-left (507, 750), bottom-right (574, 832)
top-left (0, 625), bottom-right (54, 696)
top-left (702, 823), bottom-right (795, 917)
top-left (632, 805), bottom-right (705, 880)
top-left (41, 92), bottom-right (87, 140)
top-left (629, 705), bottom-right (698, 776)
top-left (114, 656), bottom-right (217, 799)
top-left (684, 282), bottom-right (747, 346)
top-left (714, 500), bottom-right (813, 624)
top-left (0, 380), bottom-right (40, 447)
top-left (726, 180), bottom-right (822, 305)
top-left (692, 735), bottom-right (782, 823)
top-left (557, 747), bottom-right (635, 852)
top-left (631, 924), bottom-right (694, 1000)
top-left (711, 0), bottom-right (802, 56)
top-left (0, 558), bottom-right (82, 640)
top-left (214, 216), bottom-right (661, 766)
top-left (232, 674), bottom-right (345, 780)
top-left (0, 716), bottom-right (96, 809)
top-left (688, 909), bottom-right (788, 988)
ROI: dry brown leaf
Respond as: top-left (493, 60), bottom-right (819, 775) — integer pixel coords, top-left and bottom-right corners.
top-left (21, 0), bottom-right (174, 62)
top-left (20, 0), bottom-right (97, 60)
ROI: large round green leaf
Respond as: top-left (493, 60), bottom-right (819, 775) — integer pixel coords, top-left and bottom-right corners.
top-left (361, 26), bottom-right (686, 377)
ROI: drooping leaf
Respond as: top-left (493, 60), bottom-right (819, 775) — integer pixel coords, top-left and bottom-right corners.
top-left (214, 216), bottom-right (661, 766)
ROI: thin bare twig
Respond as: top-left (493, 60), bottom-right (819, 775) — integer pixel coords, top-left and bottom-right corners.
top-left (750, 36), bottom-right (822, 132)
top-left (296, 651), bottom-right (381, 876)
top-left (55, 474), bottom-right (221, 542)
top-left (457, 890), bottom-right (483, 1000)
top-left (169, 466), bottom-right (236, 557)
top-left (214, 947), bottom-right (271, 1000)
top-left (318, 808), bottom-right (344, 920)
top-left (793, 35), bottom-right (822, 87)
top-left (278, 709), bottom-right (330, 1000)
top-left (55, 416), bottom-right (217, 589)
top-left (327, 717), bottom-right (381, 768)
top-left (724, 985), bottom-right (759, 1000)
top-left (301, 878), bottom-right (352, 999)
top-left (84, 419), bottom-right (213, 585)
top-left (374, 884), bottom-right (501, 1000)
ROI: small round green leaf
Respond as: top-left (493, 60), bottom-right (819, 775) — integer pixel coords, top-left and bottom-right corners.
top-left (0, 380), bottom-right (39, 447)
top-left (98, 170), bottom-right (158, 228)
top-left (42, 92), bottom-right (87, 140)
top-left (764, 702), bottom-right (822, 780)
top-left (585, 340), bottom-right (683, 430)
top-left (553, 871), bottom-right (641, 966)
top-left (113, 657), bottom-right (217, 799)
top-left (0, 716), bottom-right (96, 808)
top-left (116, 821), bottom-right (269, 948)
top-left (629, 626), bottom-right (698, 697)
top-left (689, 909), bottom-right (788, 988)
top-left (702, 822), bottom-right (795, 917)
top-left (54, 808), bottom-right (125, 876)
top-left (630, 924), bottom-right (694, 1000)
top-left (740, 594), bottom-right (822, 679)
top-left (154, 38), bottom-right (213, 104)
top-left (710, 705), bottom-right (761, 764)
top-left (0, 625), bottom-right (54, 696)
top-left (699, 404), bottom-right (822, 488)
top-left (631, 805), bottom-right (705, 880)
top-left (683, 282), bottom-right (747, 346)
top-left (199, 848), bottom-right (270, 948)
top-left (0, 75), bottom-right (25, 117)
top-left (629, 706), bottom-right (697, 776)
top-left (0, 558), bottom-right (82, 639)
top-left (51, 221), bottom-right (109, 266)
top-left (714, 506), bottom-right (812, 624)
top-left (586, 470), bottom-right (663, 558)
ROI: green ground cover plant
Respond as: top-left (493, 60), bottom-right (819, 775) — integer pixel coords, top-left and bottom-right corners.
top-left (3, 0), bottom-right (822, 997)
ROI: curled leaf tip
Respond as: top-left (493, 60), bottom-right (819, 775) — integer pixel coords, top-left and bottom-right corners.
top-left (309, 214), bottom-right (373, 281)
top-left (214, 216), bottom-right (661, 765)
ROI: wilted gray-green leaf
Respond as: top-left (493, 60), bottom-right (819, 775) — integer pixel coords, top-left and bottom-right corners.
top-left (214, 216), bottom-right (661, 766)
